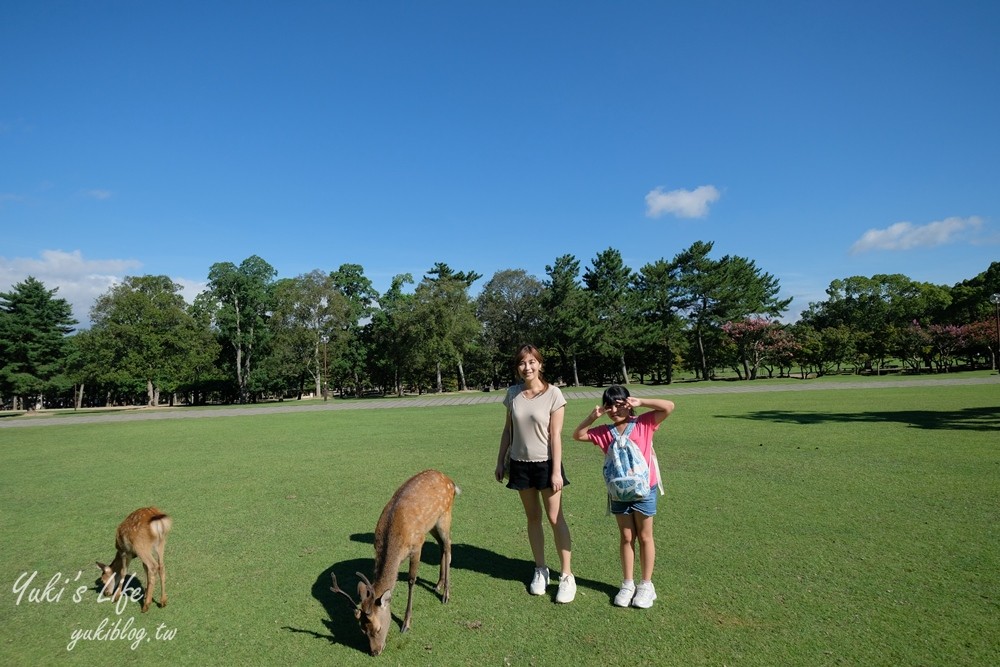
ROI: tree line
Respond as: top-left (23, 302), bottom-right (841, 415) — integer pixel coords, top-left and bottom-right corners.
top-left (1, 241), bottom-right (997, 410)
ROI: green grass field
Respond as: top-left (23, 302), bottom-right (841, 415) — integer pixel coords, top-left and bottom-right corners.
top-left (1, 380), bottom-right (997, 666)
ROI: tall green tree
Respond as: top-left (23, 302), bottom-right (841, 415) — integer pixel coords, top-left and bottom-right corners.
top-left (583, 248), bottom-right (639, 383)
top-left (330, 264), bottom-right (378, 397)
top-left (672, 241), bottom-right (717, 379)
top-left (943, 261), bottom-right (1000, 324)
top-left (0, 276), bottom-right (77, 409)
top-left (674, 241), bottom-right (790, 379)
top-left (365, 274), bottom-right (417, 396)
top-left (204, 255), bottom-right (277, 403)
top-left (636, 258), bottom-right (686, 384)
top-left (269, 271), bottom-right (351, 399)
top-left (476, 269), bottom-right (544, 388)
top-left (412, 264), bottom-right (481, 392)
top-left (542, 255), bottom-right (590, 386)
top-left (89, 275), bottom-right (214, 406)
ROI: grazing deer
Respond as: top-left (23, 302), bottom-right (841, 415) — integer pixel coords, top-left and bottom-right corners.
top-left (330, 469), bottom-right (460, 656)
top-left (96, 507), bottom-right (172, 613)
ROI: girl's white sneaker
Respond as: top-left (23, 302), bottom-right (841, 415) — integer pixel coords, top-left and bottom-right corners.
top-left (631, 582), bottom-right (657, 609)
top-left (613, 581), bottom-right (636, 607)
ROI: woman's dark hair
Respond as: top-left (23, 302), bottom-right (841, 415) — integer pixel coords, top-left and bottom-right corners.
top-left (513, 344), bottom-right (549, 390)
top-left (602, 385), bottom-right (633, 414)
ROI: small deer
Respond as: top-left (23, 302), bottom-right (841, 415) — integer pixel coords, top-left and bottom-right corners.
top-left (96, 507), bottom-right (172, 613)
top-left (330, 469), bottom-right (460, 656)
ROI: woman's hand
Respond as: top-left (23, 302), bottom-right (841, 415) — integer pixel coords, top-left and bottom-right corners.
top-left (551, 472), bottom-right (564, 492)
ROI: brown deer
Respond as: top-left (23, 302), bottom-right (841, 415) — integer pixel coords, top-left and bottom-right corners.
top-left (330, 469), bottom-right (460, 656)
top-left (96, 507), bottom-right (172, 613)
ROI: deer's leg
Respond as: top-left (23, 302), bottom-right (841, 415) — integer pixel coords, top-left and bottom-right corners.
top-left (442, 536), bottom-right (451, 603)
top-left (430, 523), bottom-right (452, 602)
top-left (113, 554), bottom-right (130, 602)
top-left (401, 545), bottom-right (421, 632)
top-left (157, 540), bottom-right (168, 608)
top-left (139, 557), bottom-right (157, 613)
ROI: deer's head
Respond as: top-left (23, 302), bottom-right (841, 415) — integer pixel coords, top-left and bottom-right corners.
top-left (331, 572), bottom-right (393, 656)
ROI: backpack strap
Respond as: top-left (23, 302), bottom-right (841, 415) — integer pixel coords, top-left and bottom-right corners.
top-left (651, 447), bottom-right (665, 496)
top-left (608, 419), bottom-right (636, 446)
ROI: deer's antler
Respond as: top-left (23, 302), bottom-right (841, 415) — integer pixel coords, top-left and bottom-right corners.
top-left (355, 571), bottom-right (374, 590)
top-left (329, 573), bottom-right (359, 609)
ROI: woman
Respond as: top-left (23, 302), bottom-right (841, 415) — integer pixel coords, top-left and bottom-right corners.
top-left (494, 344), bottom-right (575, 603)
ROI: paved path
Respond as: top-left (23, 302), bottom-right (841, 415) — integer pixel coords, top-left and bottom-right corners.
top-left (1, 375), bottom-right (996, 430)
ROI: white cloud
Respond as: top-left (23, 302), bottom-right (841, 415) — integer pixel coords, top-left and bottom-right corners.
top-left (645, 185), bottom-right (721, 219)
top-left (850, 216), bottom-right (984, 254)
top-left (174, 277), bottom-right (209, 306)
top-left (0, 250), bottom-right (206, 329)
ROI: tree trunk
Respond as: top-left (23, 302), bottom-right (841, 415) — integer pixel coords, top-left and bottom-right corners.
top-left (697, 329), bottom-right (708, 380)
top-left (436, 361), bottom-right (443, 393)
top-left (75, 384), bottom-right (84, 410)
top-left (572, 353), bottom-right (580, 386)
top-left (619, 353), bottom-right (629, 385)
top-left (147, 379), bottom-right (156, 406)
top-left (458, 359), bottom-right (467, 391)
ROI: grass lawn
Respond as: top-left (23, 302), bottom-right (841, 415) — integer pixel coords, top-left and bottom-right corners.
top-left (0, 381), bottom-right (997, 666)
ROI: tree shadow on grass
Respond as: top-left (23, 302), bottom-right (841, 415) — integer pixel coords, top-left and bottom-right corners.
top-left (727, 405), bottom-right (1000, 431)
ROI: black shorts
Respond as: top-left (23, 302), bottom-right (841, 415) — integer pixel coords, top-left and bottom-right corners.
top-left (506, 459), bottom-right (570, 491)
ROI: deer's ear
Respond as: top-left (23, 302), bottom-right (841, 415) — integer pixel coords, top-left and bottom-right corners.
top-left (377, 589), bottom-right (392, 606)
top-left (96, 561), bottom-right (108, 572)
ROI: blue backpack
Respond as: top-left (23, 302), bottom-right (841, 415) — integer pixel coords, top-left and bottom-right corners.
top-left (603, 421), bottom-right (650, 502)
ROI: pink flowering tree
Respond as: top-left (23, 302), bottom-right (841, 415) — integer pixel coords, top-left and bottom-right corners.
top-left (927, 323), bottom-right (968, 372)
top-left (962, 320), bottom-right (997, 369)
top-left (892, 321), bottom-right (932, 373)
top-left (722, 317), bottom-right (783, 380)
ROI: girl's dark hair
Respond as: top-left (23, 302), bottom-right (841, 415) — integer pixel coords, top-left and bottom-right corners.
top-left (602, 385), bottom-right (633, 414)
top-left (513, 344), bottom-right (549, 390)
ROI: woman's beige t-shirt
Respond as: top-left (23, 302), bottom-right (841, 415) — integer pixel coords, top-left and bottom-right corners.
top-left (504, 384), bottom-right (567, 462)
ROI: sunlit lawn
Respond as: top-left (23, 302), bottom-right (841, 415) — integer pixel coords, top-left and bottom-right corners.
top-left (0, 380), bottom-right (997, 666)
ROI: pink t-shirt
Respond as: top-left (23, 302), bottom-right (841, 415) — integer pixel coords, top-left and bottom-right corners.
top-left (586, 411), bottom-right (662, 488)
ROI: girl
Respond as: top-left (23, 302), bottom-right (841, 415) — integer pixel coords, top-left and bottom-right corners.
top-left (573, 385), bottom-right (674, 608)
top-left (495, 344), bottom-right (575, 603)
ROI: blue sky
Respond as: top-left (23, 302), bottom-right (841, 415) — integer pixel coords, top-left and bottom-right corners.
top-left (2, 1), bottom-right (998, 327)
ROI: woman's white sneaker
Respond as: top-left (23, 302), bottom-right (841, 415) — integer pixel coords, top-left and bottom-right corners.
top-left (529, 567), bottom-right (549, 595)
top-left (555, 573), bottom-right (576, 603)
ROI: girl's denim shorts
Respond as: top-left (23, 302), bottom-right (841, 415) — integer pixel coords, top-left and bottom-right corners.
top-left (610, 486), bottom-right (659, 516)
